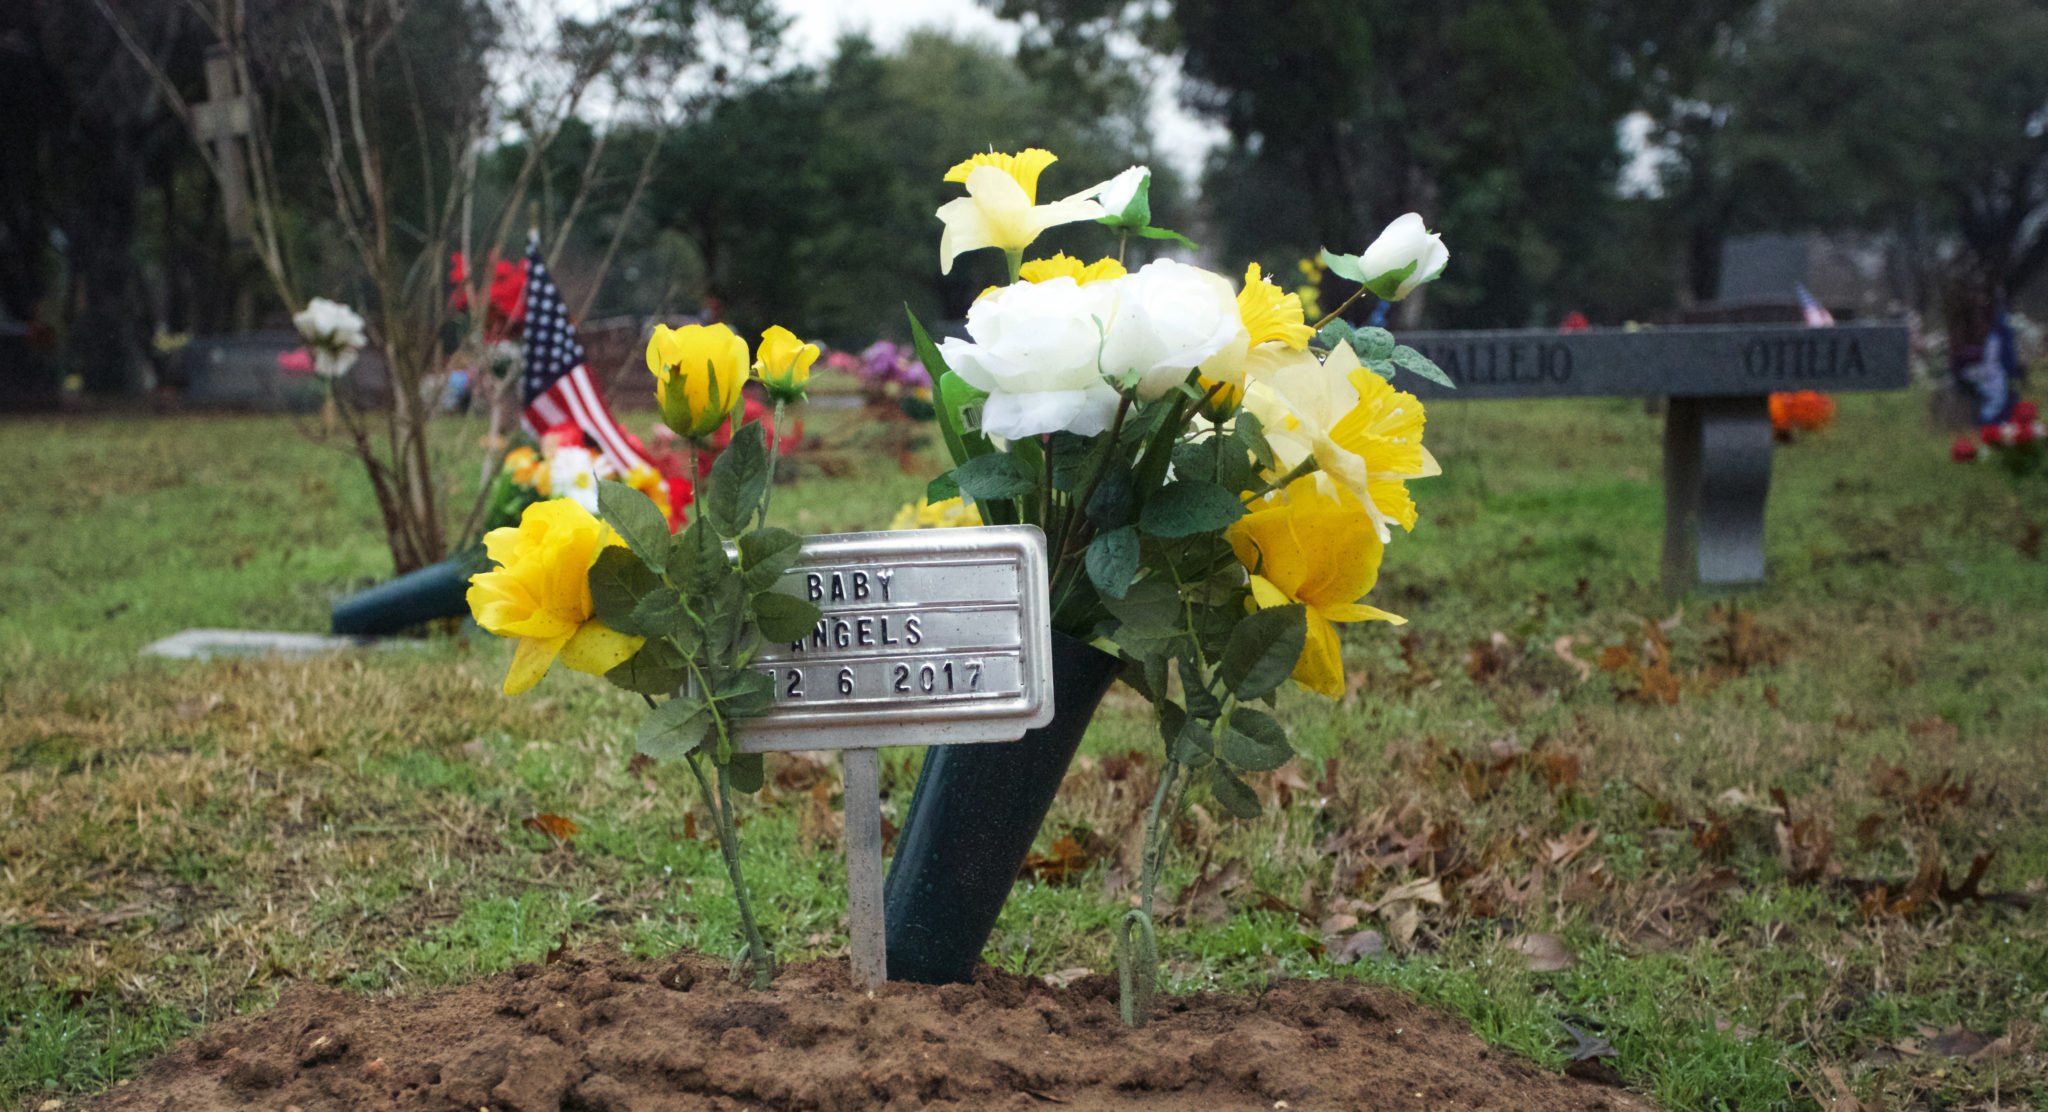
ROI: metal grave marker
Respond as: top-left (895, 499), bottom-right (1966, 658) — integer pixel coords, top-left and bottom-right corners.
top-left (731, 525), bottom-right (1054, 987)
top-left (1387, 322), bottom-right (1911, 592)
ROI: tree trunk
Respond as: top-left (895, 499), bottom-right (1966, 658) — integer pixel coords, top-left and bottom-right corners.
top-left (67, 136), bottom-right (151, 397)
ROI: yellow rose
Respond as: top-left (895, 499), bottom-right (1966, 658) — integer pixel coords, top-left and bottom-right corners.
top-left (647, 323), bottom-right (748, 439)
top-left (1225, 476), bottom-right (1404, 698)
top-left (753, 325), bottom-right (818, 404)
top-left (466, 499), bottom-right (646, 695)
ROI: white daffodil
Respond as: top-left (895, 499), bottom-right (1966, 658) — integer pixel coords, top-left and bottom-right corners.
top-left (936, 150), bottom-right (1105, 275)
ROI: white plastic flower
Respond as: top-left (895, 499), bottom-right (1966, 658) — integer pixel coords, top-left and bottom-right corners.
top-left (1097, 260), bottom-right (1242, 400)
top-left (938, 276), bottom-right (1123, 439)
top-left (292, 297), bottom-right (368, 379)
top-left (1092, 166), bottom-right (1150, 223)
top-left (548, 445), bottom-right (602, 513)
top-left (1357, 214), bottom-right (1449, 301)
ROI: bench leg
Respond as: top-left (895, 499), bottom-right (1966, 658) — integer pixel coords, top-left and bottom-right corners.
top-left (1662, 395), bottom-right (1772, 594)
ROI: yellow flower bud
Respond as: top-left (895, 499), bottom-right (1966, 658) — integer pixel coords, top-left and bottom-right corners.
top-left (647, 323), bottom-right (748, 440)
top-left (753, 325), bottom-right (818, 404)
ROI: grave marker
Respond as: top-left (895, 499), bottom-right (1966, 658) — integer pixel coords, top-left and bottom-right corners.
top-left (1390, 322), bottom-right (1910, 592)
top-left (192, 46), bottom-right (254, 244)
top-left (732, 525), bottom-right (1054, 987)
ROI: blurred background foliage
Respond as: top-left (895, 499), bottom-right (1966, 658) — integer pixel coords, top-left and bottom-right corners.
top-left (2, 0), bottom-right (2044, 398)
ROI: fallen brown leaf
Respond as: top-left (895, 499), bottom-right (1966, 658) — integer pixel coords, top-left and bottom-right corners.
top-left (1510, 932), bottom-right (1576, 972)
top-left (521, 813), bottom-right (578, 842)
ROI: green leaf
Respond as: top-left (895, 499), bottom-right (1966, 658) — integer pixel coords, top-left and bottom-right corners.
top-left (1048, 432), bottom-right (1097, 492)
top-left (1390, 344), bottom-right (1455, 389)
top-left (1171, 716), bottom-right (1214, 767)
top-left (1095, 170), bottom-right (1152, 229)
top-left (1085, 460), bottom-right (1135, 528)
top-left (1318, 248), bottom-right (1366, 284)
top-left (1135, 224), bottom-right (1197, 249)
top-left (926, 470), bottom-right (960, 503)
top-left (597, 479), bottom-right (671, 573)
top-left (750, 590), bottom-right (823, 644)
top-left (1085, 527), bottom-right (1140, 599)
top-left (604, 638), bottom-right (689, 696)
top-left (1233, 409), bottom-right (1275, 471)
top-left (1362, 259), bottom-right (1420, 302)
top-left (715, 669), bottom-right (777, 718)
top-left (1217, 604), bottom-right (1307, 701)
top-left (909, 306), bottom-right (993, 468)
top-left (1353, 327), bottom-right (1397, 361)
top-left (627, 588), bottom-right (685, 638)
top-left (725, 751), bottom-right (766, 793)
top-left (953, 451), bottom-right (1037, 503)
top-left (1102, 576), bottom-right (1180, 637)
top-left (738, 527), bottom-right (804, 592)
top-left (1169, 441), bottom-right (1218, 484)
top-left (1155, 699), bottom-right (1185, 749)
top-left (1208, 765), bottom-right (1262, 819)
top-left (668, 519), bottom-right (729, 601)
top-left (1220, 706), bottom-right (1291, 772)
top-left (1139, 480), bottom-right (1244, 538)
top-left (636, 696), bottom-right (709, 760)
top-left (1314, 319), bottom-right (1357, 354)
top-left (704, 422), bottom-right (770, 537)
top-left (587, 546), bottom-right (663, 633)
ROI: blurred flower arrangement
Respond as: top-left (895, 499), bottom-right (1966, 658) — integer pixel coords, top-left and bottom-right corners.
top-left (1953, 400), bottom-right (2045, 475)
top-left (482, 424), bottom-right (693, 532)
top-left (915, 147), bottom-right (1450, 1024)
top-left (1769, 390), bottom-right (1836, 440)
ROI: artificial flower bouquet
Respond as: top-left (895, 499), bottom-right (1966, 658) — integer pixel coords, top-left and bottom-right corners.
top-left (468, 320), bottom-right (822, 987)
top-left (1769, 390), bottom-right (1836, 441)
top-left (917, 147), bottom-right (1451, 1022)
top-left (1953, 399), bottom-right (2046, 476)
top-left (482, 424), bottom-right (692, 532)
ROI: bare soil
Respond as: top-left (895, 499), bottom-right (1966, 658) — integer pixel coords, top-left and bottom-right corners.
top-left (87, 951), bottom-right (1652, 1111)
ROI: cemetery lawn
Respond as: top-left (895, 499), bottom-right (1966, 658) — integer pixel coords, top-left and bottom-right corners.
top-left (4, 396), bottom-right (2046, 1112)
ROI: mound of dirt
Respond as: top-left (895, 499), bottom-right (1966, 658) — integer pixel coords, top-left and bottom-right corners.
top-left (89, 951), bottom-right (1650, 1111)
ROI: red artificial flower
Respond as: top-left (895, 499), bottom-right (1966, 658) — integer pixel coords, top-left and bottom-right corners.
top-left (542, 423), bottom-right (587, 452)
top-left (2015, 400), bottom-right (2039, 423)
top-left (1979, 424), bottom-right (2002, 446)
top-left (448, 253), bottom-right (471, 314)
top-left (1951, 435), bottom-right (1980, 462)
top-left (491, 260), bottom-right (527, 322)
top-left (1769, 391), bottom-right (1834, 435)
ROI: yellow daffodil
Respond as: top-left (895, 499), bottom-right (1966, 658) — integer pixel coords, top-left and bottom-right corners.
top-left (1199, 263), bottom-right (1316, 422)
top-left (889, 496), bottom-right (984, 531)
top-left (625, 464), bottom-right (673, 525)
top-left (647, 323), bottom-right (748, 439)
top-left (1020, 253), bottom-right (1127, 285)
top-left (754, 325), bottom-right (818, 404)
top-left (466, 499), bottom-right (645, 695)
top-left (1240, 342), bottom-right (1437, 538)
top-left (937, 149), bottom-right (1105, 275)
top-left (1226, 476), bottom-right (1404, 698)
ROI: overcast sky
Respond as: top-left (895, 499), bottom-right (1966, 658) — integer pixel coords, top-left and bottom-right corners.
top-left (552, 0), bottom-right (1225, 179)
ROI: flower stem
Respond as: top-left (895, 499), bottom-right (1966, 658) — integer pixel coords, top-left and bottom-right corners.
top-left (760, 399), bottom-right (787, 526)
top-left (686, 749), bottom-right (775, 988)
top-left (1119, 755), bottom-right (1183, 1027)
top-left (1004, 249), bottom-right (1023, 284)
top-left (1311, 284), bottom-right (1370, 331)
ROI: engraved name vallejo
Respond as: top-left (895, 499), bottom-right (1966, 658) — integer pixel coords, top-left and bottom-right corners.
top-left (1405, 331), bottom-right (1873, 390)
top-left (753, 558), bottom-right (1026, 707)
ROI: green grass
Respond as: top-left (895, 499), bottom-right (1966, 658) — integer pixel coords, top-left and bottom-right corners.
top-left (3, 395), bottom-right (2046, 1110)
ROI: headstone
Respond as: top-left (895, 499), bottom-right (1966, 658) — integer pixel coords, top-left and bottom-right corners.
top-left (192, 46), bottom-right (254, 245)
top-left (180, 331), bottom-right (389, 411)
top-left (734, 525), bottom-right (1055, 987)
top-left (1390, 322), bottom-right (1910, 592)
top-left (141, 628), bottom-right (401, 660)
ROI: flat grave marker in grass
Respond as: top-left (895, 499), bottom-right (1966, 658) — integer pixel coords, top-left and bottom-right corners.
top-left (1394, 322), bottom-right (1910, 591)
top-left (734, 524), bottom-right (1055, 987)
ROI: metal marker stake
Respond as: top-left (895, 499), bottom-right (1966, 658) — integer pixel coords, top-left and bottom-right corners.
top-left (842, 747), bottom-right (887, 987)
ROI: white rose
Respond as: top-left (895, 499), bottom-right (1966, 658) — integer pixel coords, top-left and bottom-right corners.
top-left (1358, 213), bottom-right (1449, 301)
top-left (1093, 165), bottom-right (1150, 223)
top-left (310, 349), bottom-right (359, 380)
top-left (548, 445), bottom-right (601, 513)
top-left (939, 277), bottom-right (1123, 440)
top-left (1097, 260), bottom-right (1242, 400)
top-left (293, 297), bottom-right (368, 355)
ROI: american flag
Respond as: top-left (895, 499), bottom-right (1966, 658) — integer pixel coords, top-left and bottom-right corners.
top-left (520, 242), bottom-right (649, 473)
top-left (1795, 283), bottom-right (1836, 328)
